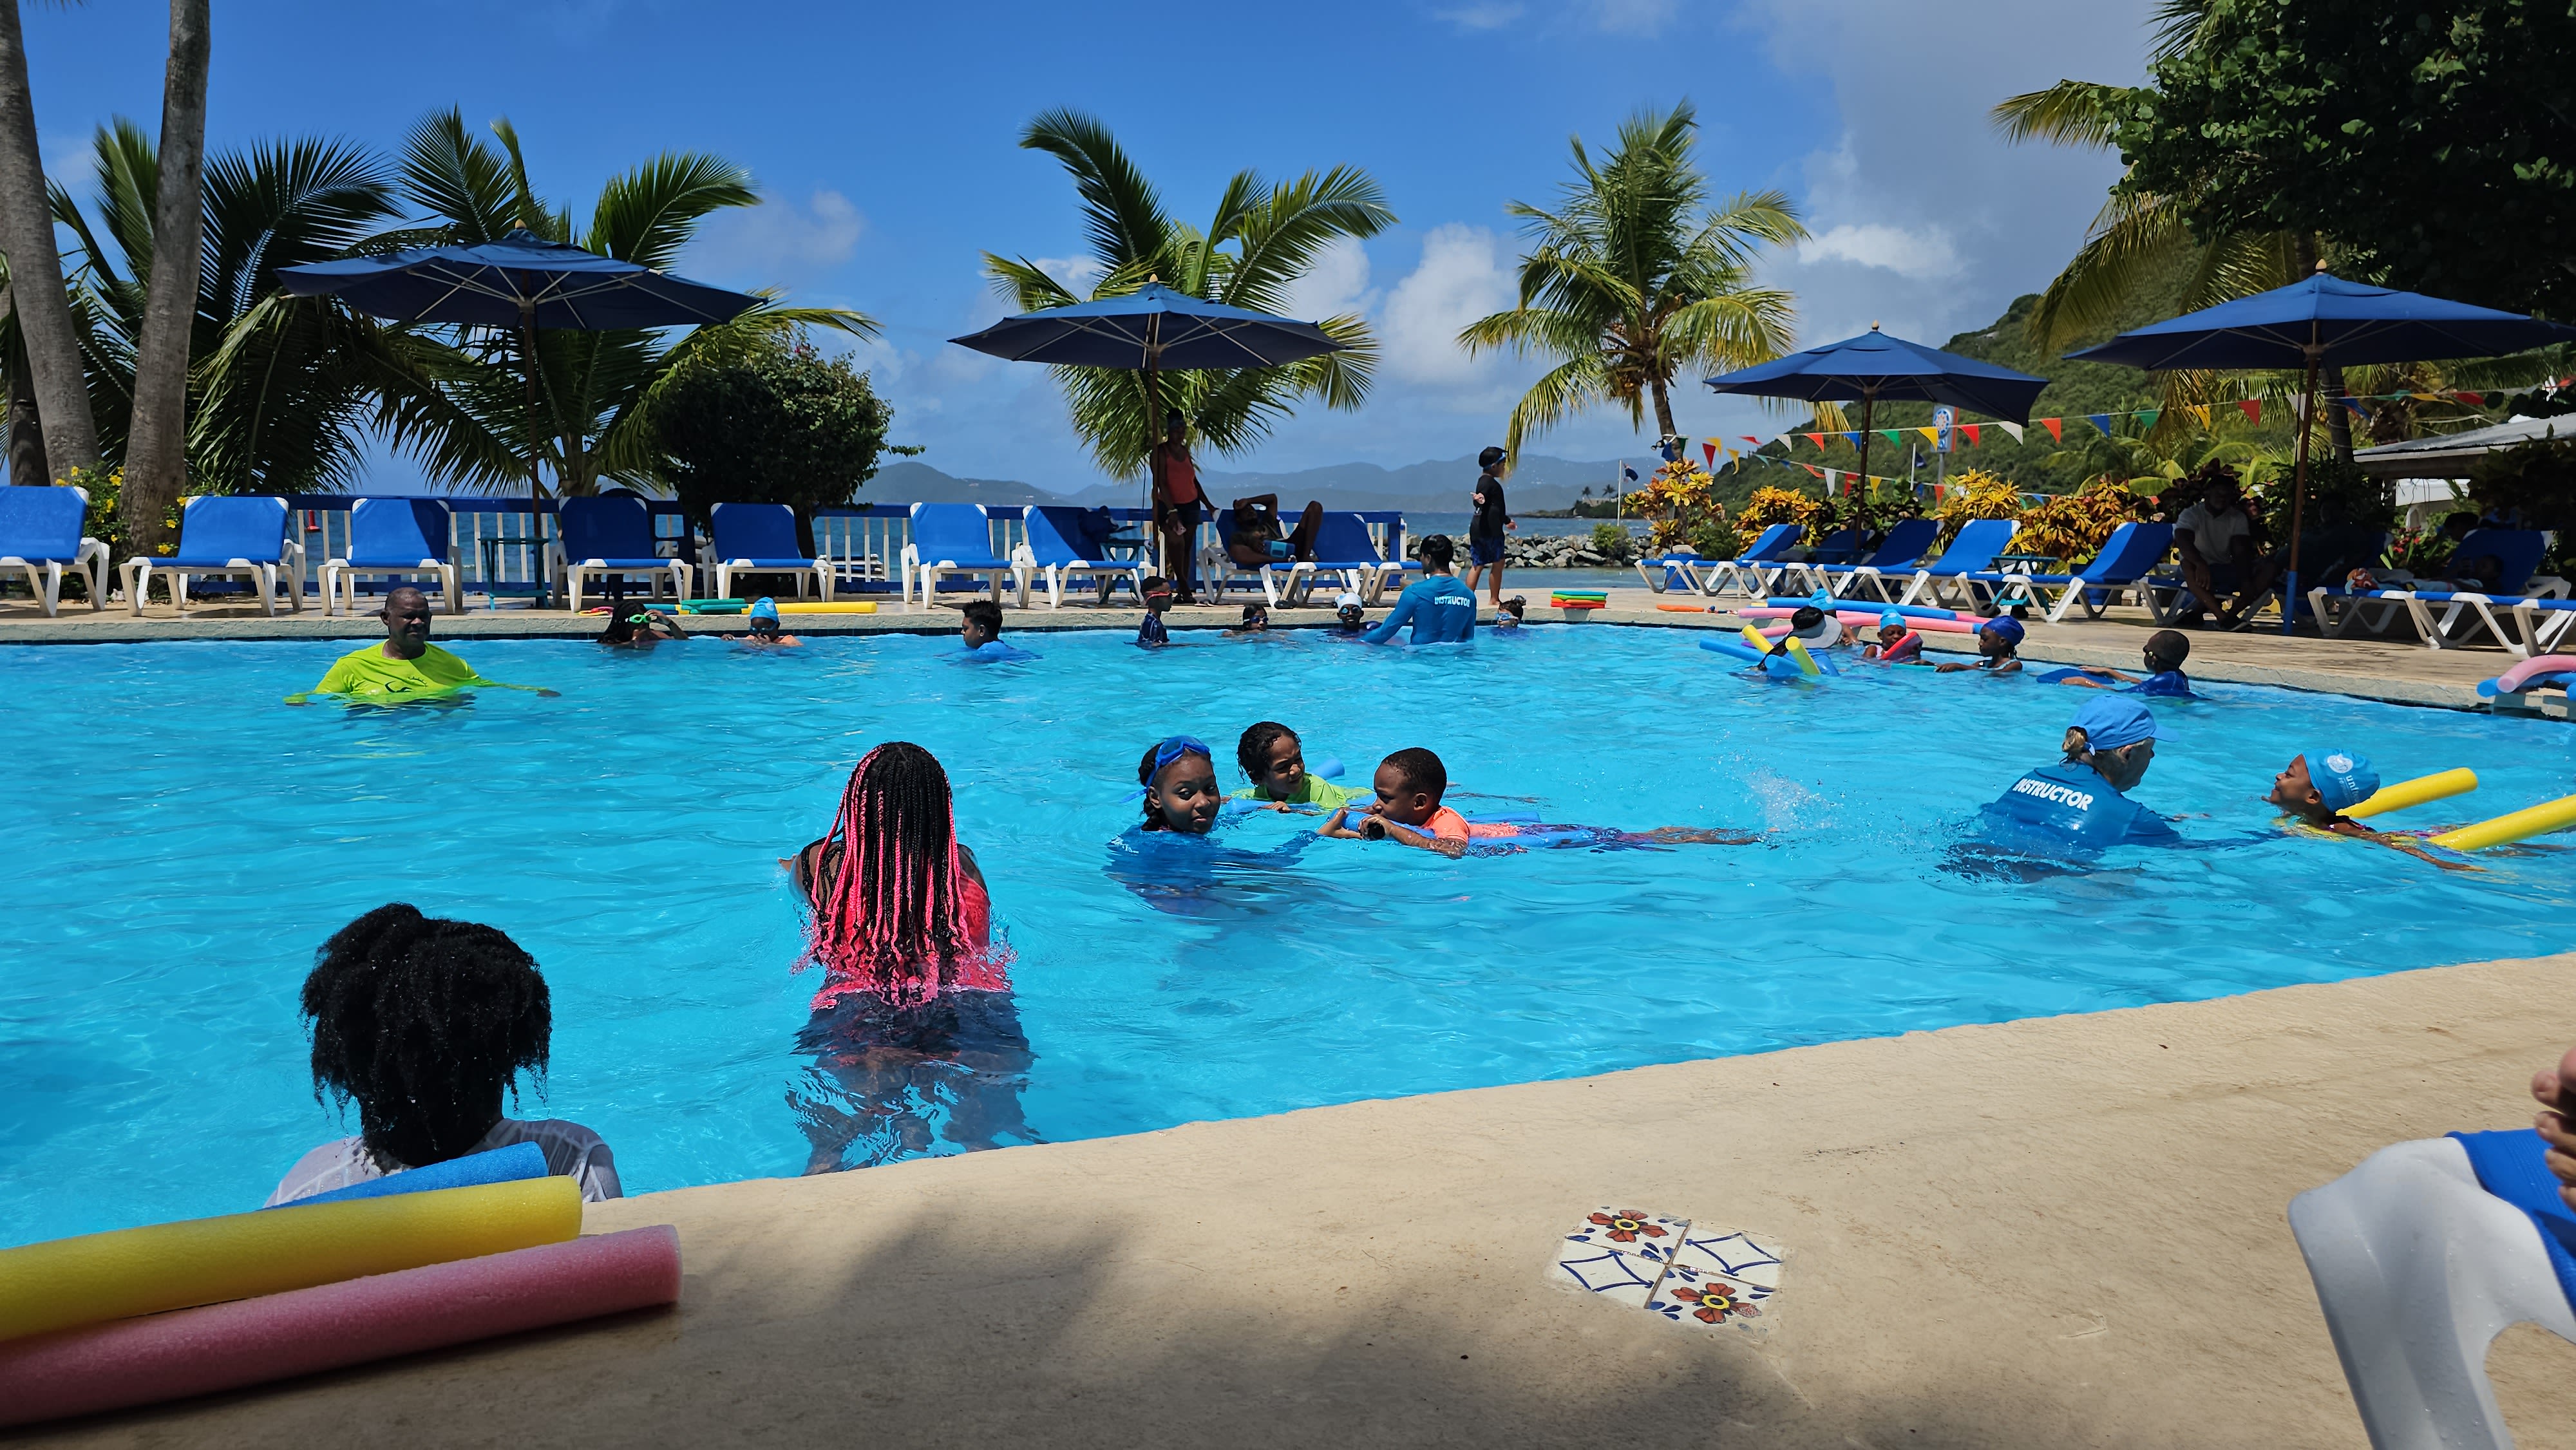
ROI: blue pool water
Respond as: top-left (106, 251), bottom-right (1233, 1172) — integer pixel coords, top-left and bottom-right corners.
top-left (5, 626), bottom-right (2573, 1245)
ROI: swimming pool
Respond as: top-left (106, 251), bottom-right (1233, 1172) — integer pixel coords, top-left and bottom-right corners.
top-left (5, 626), bottom-right (2571, 1245)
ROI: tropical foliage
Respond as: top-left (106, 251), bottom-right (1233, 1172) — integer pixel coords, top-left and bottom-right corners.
top-left (654, 335), bottom-right (895, 547)
top-left (1734, 484), bottom-right (1820, 533)
top-left (984, 108), bottom-right (1392, 480)
top-left (1462, 100), bottom-right (1804, 456)
top-left (1627, 456), bottom-right (1736, 556)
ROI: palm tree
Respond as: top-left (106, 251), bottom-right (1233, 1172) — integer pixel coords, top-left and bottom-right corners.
top-left (983, 108), bottom-right (1393, 480)
top-left (121, 0), bottom-right (209, 554)
top-left (1460, 100), bottom-right (1805, 460)
top-left (0, 0), bottom-right (101, 480)
top-left (378, 110), bottom-right (875, 497)
top-left (50, 119), bottom-right (439, 494)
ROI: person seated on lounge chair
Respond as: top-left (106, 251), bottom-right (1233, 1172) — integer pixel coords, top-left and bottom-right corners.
top-left (1224, 493), bottom-right (1325, 569)
top-left (1976, 697), bottom-right (2177, 853)
top-left (285, 585), bottom-right (554, 704)
top-left (2174, 476), bottom-right (2281, 627)
top-left (600, 607), bottom-right (684, 648)
top-left (729, 597), bottom-right (803, 648)
top-left (1232, 721), bottom-right (1361, 811)
top-left (1362, 535), bottom-right (1477, 645)
top-left (2265, 749), bottom-right (2472, 871)
top-left (1935, 615), bottom-right (2023, 674)
top-left (958, 599), bottom-right (1039, 661)
top-left (787, 740), bottom-right (1031, 1172)
top-left (1224, 602), bottom-right (1272, 637)
top-left (2051, 629), bottom-right (2192, 696)
top-left (269, 903), bottom-right (620, 1205)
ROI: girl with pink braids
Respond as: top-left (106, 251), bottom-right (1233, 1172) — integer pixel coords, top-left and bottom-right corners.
top-left (786, 741), bottom-right (1036, 1172)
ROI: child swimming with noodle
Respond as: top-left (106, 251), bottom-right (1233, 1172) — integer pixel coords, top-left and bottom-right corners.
top-left (1861, 610), bottom-right (1923, 663)
top-left (2266, 749), bottom-right (2472, 871)
top-left (1935, 615), bottom-right (2023, 674)
top-left (1318, 748), bottom-right (1757, 857)
top-left (1231, 722), bottom-right (1361, 809)
top-left (787, 741), bottom-right (1034, 1171)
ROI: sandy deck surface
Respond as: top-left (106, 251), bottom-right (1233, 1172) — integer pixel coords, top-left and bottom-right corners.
top-left (19, 952), bottom-right (2576, 1449)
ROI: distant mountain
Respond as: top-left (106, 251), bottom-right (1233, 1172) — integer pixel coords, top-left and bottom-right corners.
top-left (859, 454), bottom-right (1633, 514)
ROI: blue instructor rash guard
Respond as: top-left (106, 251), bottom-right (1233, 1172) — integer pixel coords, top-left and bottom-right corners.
top-left (1363, 574), bottom-right (1478, 645)
top-left (1978, 760), bottom-right (2179, 852)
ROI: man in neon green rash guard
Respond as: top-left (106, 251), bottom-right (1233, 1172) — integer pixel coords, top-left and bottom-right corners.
top-left (285, 587), bottom-right (556, 704)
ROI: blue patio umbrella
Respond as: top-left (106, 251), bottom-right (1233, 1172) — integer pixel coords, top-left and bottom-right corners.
top-left (951, 283), bottom-right (1347, 528)
top-left (1704, 324), bottom-right (2049, 492)
top-left (2069, 267), bottom-right (2576, 631)
top-left (280, 229), bottom-right (761, 605)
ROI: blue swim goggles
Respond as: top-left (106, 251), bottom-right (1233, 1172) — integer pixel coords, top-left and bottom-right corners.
top-left (1125, 735), bottom-right (1213, 802)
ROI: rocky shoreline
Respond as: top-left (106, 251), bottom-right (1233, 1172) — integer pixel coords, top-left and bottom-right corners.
top-left (1403, 530), bottom-right (1643, 569)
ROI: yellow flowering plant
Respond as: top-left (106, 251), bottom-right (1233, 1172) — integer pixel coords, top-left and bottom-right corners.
top-left (1630, 458), bottom-right (1741, 558)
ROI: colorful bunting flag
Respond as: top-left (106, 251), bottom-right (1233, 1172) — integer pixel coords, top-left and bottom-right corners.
top-left (2339, 397), bottom-right (2371, 419)
top-left (1802, 432), bottom-right (1826, 450)
top-left (1995, 421), bottom-right (2023, 444)
top-left (1842, 431), bottom-right (1863, 448)
top-left (1960, 423), bottom-right (1982, 446)
top-left (1803, 464), bottom-right (1824, 478)
top-left (2188, 406), bottom-right (2210, 428)
top-left (2237, 399), bottom-right (2261, 424)
top-left (1701, 441), bottom-right (1716, 467)
top-left (1740, 435), bottom-right (1761, 449)
top-left (2136, 408), bottom-right (2161, 429)
top-left (1877, 429), bottom-right (1903, 446)
top-left (2041, 418), bottom-right (2063, 442)
top-left (2087, 413), bottom-right (2116, 437)
top-left (1917, 426), bottom-right (1940, 445)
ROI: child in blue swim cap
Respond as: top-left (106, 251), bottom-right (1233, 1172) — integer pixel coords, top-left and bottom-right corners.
top-left (2266, 750), bottom-right (2470, 869)
top-left (1935, 614), bottom-right (2023, 674)
top-left (732, 597), bottom-right (802, 648)
top-left (1862, 609), bottom-right (1922, 663)
top-left (2055, 629), bottom-right (2190, 696)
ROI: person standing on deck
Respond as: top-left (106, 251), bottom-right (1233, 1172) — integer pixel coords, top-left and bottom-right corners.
top-left (1150, 411), bottom-right (1208, 604)
top-left (1464, 446), bottom-right (1515, 606)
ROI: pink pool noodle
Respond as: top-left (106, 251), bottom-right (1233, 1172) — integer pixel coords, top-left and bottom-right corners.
top-left (0, 1226), bottom-right (679, 1428)
top-left (2496, 654), bottom-right (2576, 693)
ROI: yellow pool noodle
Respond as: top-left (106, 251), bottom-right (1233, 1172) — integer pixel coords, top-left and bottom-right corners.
top-left (0, 1176), bottom-right (580, 1343)
top-left (1739, 625), bottom-right (1774, 657)
top-left (2429, 793), bottom-right (2576, 852)
top-left (2345, 767), bottom-right (2479, 820)
top-left (773, 601), bottom-right (878, 614)
top-left (1782, 636), bottom-right (1823, 676)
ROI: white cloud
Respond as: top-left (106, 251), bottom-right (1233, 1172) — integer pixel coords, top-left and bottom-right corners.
top-left (1434, 2), bottom-right (1524, 30)
top-left (1380, 225), bottom-right (1516, 385)
top-left (688, 189), bottom-right (864, 287)
top-left (1797, 221), bottom-right (1962, 281)
top-left (1280, 236), bottom-right (1374, 322)
top-left (1028, 254), bottom-right (1106, 295)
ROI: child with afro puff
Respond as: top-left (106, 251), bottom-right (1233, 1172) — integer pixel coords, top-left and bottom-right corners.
top-left (266, 903), bottom-right (621, 1205)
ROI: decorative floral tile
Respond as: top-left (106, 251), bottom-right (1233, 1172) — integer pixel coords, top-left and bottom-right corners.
top-left (1551, 1247), bottom-right (1669, 1307)
top-left (1645, 1261), bottom-right (1774, 1332)
top-left (1561, 1207), bottom-right (1691, 1265)
top-left (1667, 1228), bottom-right (1785, 1294)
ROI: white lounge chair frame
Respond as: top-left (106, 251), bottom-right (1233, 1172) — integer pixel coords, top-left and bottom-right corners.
top-left (2289, 1136), bottom-right (2576, 1450)
top-left (1012, 543), bottom-right (1143, 610)
top-left (320, 557), bottom-right (462, 616)
top-left (900, 552), bottom-right (1015, 607)
top-left (712, 555), bottom-right (831, 603)
top-left (121, 511), bottom-right (305, 616)
top-left (546, 547), bottom-right (690, 615)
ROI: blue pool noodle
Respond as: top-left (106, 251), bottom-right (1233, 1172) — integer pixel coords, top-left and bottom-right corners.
top-left (1765, 596), bottom-right (1962, 621)
top-left (265, 1142), bottom-right (549, 1210)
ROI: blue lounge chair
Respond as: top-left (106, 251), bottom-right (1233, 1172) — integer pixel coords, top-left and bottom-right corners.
top-left (1975, 521), bottom-right (2174, 623)
top-left (122, 494), bottom-right (302, 616)
top-left (1699, 522), bottom-right (1806, 598)
top-left (320, 498), bottom-right (459, 616)
top-left (901, 502), bottom-right (1016, 607)
top-left (1304, 511), bottom-right (1414, 605)
top-left (1896, 518), bottom-right (2019, 607)
top-left (2302, 529), bottom-right (2559, 652)
top-left (0, 485), bottom-right (106, 616)
top-left (2508, 598), bottom-right (2576, 655)
top-left (709, 502), bottom-right (831, 602)
top-left (1809, 518), bottom-right (1940, 601)
top-left (553, 494), bottom-right (691, 613)
top-left (1016, 505), bottom-right (1142, 608)
top-left (1772, 527), bottom-right (1861, 596)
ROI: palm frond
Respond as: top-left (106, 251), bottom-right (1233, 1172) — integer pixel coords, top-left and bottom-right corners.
top-left (2026, 189), bottom-right (2195, 350)
top-left (1991, 80), bottom-right (2134, 149)
top-left (585, 151), bottom-right (757, 270)
top-left (1219, 165), bottom-right (1396, 314)
top-left (397, 109), bottom-right (518, 243)
top-left (1018, 107), bottom-right (1177, 278)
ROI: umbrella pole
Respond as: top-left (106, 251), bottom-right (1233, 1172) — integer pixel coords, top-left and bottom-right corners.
top-left (1856, 391), bottom-right (1875, 499)
top-left (2282, 347), bottom-right (2318, 635)
top-left (523, 307), bottom-right (549, 610)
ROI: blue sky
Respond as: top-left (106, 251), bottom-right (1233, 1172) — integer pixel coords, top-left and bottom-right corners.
top-left (28, 0), bottom-right (2149, 491)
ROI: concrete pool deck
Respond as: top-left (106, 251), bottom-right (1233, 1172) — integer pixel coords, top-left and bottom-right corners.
top-left (19, 952), bottom-right (2576, 1448)
top-left (0, 583), bottom-right (2535, 711)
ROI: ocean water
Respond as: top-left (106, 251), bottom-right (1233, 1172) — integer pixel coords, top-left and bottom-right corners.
top-left (4, 627), bottom-right (2571, 1245)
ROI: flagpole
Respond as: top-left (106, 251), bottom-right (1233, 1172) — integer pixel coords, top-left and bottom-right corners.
top-left (2284, 332), bottom-right (2318, 636)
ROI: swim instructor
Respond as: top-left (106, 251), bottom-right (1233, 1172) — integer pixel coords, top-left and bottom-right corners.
top-left (285, 586), bottom-right (557, 704)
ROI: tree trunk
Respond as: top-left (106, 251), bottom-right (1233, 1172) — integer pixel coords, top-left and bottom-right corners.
top-left (1650, 377), bottom-right (1676, 444)
top-left (5, 285), bottom-right (50, 487)
top-left (0, 1), bottom-right (100, 481)
top-left (120, 0), bottom-right (209, 557)
top-left (2322, 364), bottom-right (2355, 464)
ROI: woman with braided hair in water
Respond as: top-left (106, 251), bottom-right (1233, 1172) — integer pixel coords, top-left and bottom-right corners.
top-left (787, 741), bottom-right (1036, 1172)
top-left (267, 903), bottom-right (621, 1205)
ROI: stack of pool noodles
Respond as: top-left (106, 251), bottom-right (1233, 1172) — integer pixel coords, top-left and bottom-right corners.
top-left (1741, 603), bottom-right (1978, 634)
top-left (2477, 654), bottom-right (2576, 699)
top-left (0, 1144), bottom-right (681, 1427)
top-left (1550, 588), bottom-right (1607, 623)
top-left (582, 599), bottom-right (880, 616)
